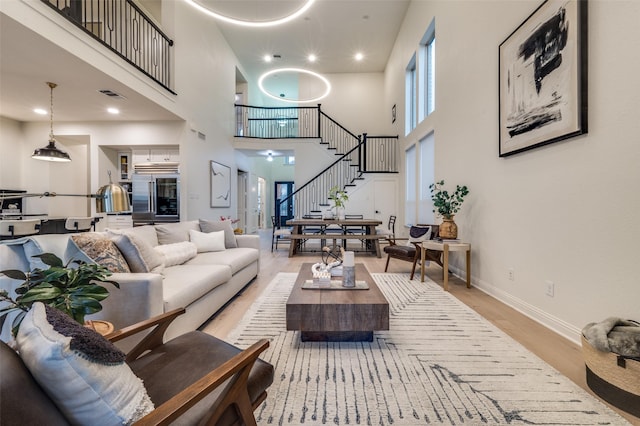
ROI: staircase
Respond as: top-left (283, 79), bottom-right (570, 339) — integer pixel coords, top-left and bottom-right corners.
top-left (234, 104), bottom-right (398, 222)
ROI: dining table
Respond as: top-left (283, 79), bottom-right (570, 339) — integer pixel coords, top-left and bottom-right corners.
top-left (285, 217), bottom-right (383, 257)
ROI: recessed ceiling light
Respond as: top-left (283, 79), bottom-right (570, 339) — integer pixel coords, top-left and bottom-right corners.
top-left (264, 54), bottom-right (272, 63)
top-left (308, 54), bottom-right (317, 62)
top-left (355, 52), bottom-right (364, 61)
top-left (107, 107), bottom-right (120, 114)
top-left (184, 0), bottom-right (316, 27)
top-left (34, 108), bottom-right (47, 115)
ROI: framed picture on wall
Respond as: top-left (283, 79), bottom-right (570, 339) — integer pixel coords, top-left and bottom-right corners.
top-left (498, 0), bottom-right (588, 157)
top-left (210, 161), bottom-right (231, 207)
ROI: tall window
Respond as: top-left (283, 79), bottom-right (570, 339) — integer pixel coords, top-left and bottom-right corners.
top-left (405, 54), bottom-right (417, 135)
top-left (419, 19), bottom-right (436, 120)
top-left (405, 145), bottom-right (416, 226)
top-left (418, 132), bottom-right (435, 224)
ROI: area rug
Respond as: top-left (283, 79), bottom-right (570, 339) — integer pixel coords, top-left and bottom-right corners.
top-left (226, 273), bottom-right (628, 425)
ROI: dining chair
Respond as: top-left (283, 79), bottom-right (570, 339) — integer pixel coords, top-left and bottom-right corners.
top-left (343, 214), bottom-right (365, 250)
top-left (271, 215), bottom-right (292, 252)
top-left (0, 219), bottom-right (41, 240)
top-left (300, 214), bottom-right (324, 251)
top-left (376, 215), bottom-right (396, 243)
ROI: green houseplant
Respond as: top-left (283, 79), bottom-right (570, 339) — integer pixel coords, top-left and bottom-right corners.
top-left (429, 180), bottom-right (470, 239)
top-left (0, 253), bottom-right (119, 336)
top-left (328, 185), bottom-right (349, 219)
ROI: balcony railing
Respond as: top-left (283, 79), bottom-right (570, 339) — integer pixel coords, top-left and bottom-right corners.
top-left (42, 0), bottom-right (175, 93)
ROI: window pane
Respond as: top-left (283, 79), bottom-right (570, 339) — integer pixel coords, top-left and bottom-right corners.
top-left (426, 38), bottom-right (435, 115)
top-left (418, 133), bottom-right (435, 224)
top-left (405, 145), bottom-right (416, 226)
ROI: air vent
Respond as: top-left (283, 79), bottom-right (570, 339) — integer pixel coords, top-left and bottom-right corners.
top-left (134, 162), bottom-right (179, 174)
top-left (98, 89), bottom-right (127, 100)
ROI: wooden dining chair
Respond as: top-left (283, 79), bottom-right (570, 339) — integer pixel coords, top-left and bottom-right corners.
top-left (271, 215), bottom-right (291, 252)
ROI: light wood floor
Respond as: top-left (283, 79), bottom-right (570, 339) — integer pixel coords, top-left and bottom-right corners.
top-left (203, 231), bottom-right (639, 425)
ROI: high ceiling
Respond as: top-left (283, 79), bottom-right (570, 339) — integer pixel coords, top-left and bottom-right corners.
top-left (0, 1), bottom-right (409, 123)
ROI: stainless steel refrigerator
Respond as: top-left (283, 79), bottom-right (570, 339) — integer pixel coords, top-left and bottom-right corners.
top-left (131, 173), bottom-right (180, 225)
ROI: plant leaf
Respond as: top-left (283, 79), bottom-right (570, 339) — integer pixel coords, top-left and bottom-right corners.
top-left (0, 269), bottom-right (27, 280)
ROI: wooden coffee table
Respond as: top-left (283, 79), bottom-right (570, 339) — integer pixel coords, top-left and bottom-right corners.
top-left (286, 263), bottom-right (389, 341)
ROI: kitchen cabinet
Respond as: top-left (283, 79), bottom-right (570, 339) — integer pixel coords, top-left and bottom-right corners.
top-left (132, 148), bottom-right (179, 164)
top-left (118, 152), bottom-right (131, 180)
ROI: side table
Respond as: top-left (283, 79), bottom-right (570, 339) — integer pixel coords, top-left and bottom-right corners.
top-left (418, 240), bottom-right (471, 291)
top-left (84, 320), bottom-right (115, 336)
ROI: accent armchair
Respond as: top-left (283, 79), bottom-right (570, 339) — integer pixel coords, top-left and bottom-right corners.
top-left (383, 224), bottom-right (443, 280)
top-left (0, 308), bottom-right (274, 426)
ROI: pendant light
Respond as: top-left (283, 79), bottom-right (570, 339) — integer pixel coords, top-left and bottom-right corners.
top-left (32, 82), bottom-right (71, 162)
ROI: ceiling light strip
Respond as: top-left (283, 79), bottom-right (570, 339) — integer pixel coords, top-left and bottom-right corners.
top-left (184, 0), bottom-right (315, 27)
top-left (258, 68), bottom-right (331, 104)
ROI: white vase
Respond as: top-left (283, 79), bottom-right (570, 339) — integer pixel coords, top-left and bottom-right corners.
top-left (337, 207), bottom-right (346, 220)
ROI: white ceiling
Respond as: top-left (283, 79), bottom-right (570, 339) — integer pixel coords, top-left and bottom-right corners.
top-left (0, 1), bottom-right (409, 123)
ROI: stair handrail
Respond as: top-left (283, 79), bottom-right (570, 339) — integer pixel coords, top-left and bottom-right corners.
top-left (275, 135), bottom-right (364, 225)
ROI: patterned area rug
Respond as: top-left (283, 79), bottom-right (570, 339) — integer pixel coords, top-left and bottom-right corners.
top-left (227, 273), bottom-right (628, 425)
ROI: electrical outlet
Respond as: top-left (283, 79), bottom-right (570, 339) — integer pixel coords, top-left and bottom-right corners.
top-left (545, 280), bottom-right (555, 297)
top-left (508, 268), bottom-right (515, 281)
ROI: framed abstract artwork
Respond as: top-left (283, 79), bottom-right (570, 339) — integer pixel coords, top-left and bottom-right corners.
top-left (499, 0), bottom-right (588, 157)
top-left (210, 161), bottom-right (231, 207)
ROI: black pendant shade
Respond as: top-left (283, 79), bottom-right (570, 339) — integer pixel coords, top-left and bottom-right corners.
top-left (32, 140), bottom-right (71, 162)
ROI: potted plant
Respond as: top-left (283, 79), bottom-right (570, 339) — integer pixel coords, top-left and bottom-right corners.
top-left (328, 185), bottom-right (349, 220)
top-left (429, 180), bottom-right (470, 239)
top-left (0, 253), bottom-right (119, 337)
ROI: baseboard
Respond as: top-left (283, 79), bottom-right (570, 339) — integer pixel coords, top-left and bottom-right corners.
top-left (448, 266), bottom-right (582, 346)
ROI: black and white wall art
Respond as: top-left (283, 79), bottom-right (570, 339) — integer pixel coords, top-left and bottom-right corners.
top-left (210, 160), bottom-right (231, 207)
top-left (499, 0), bottom-right (588, 157)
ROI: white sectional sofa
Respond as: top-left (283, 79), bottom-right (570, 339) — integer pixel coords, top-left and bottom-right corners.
top-left (0, 220), bottom-right (260, 344)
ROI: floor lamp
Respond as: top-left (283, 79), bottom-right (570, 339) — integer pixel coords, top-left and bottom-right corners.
top-left (0, 173), bottom-right (130, 214)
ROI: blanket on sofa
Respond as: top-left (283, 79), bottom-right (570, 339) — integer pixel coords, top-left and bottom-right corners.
top-left (582, 317), bottom-right (640, 359)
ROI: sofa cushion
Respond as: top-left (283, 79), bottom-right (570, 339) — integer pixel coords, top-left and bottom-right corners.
top-left (110, 225), bottom-right (159, 248)
top-left (16, 303), bottom-right (154, 425)
top-left (162, 264), bottom-right (231, 312)
top-left (198, 219), bottom-right (237, 248)
top-left (154, 241), bottom-right (198, 267)
top-left (189, 229), bottom-right (226, 253)
top-left (69, 233), bottom-right (131, 273)
top-left (110, 232), bottom-right (164, 274)
top-left (22, 234), bottom-right (75, 270)
top-left (184, 248), bottom-right (259, 275)
top-left (155, 221), bottom-right (200, 245)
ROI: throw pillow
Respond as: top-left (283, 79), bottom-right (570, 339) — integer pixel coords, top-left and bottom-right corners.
top-left (189, 229), bottom-right (225, 253)
top-left (154, 241), bottom-right (198, 267)
top-left (109, 232), bottom-right (164, 274)
top-left (198, 219), bottom-right (238, 248)
top-left (69, 234), bottom-right (131, 273)
top-left (16, 303), bottom-right (154, 425)
top-left (154, 221), bottom-right (200, 245)
top-left (407, 225), bottom-right (432, 245)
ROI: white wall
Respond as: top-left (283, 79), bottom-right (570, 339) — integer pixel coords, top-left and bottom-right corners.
top-left (387, 0), bottom-right (640, 342)
top-left (0, 117), bottom-right (23, 189)
top-left (0, 0), bottom-right (249, 223)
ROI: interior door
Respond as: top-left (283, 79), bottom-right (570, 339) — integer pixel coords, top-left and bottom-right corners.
top-left (274, 181), bottom-right (294, 227)
top-left (373, 179), bottom-right (396, 227)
